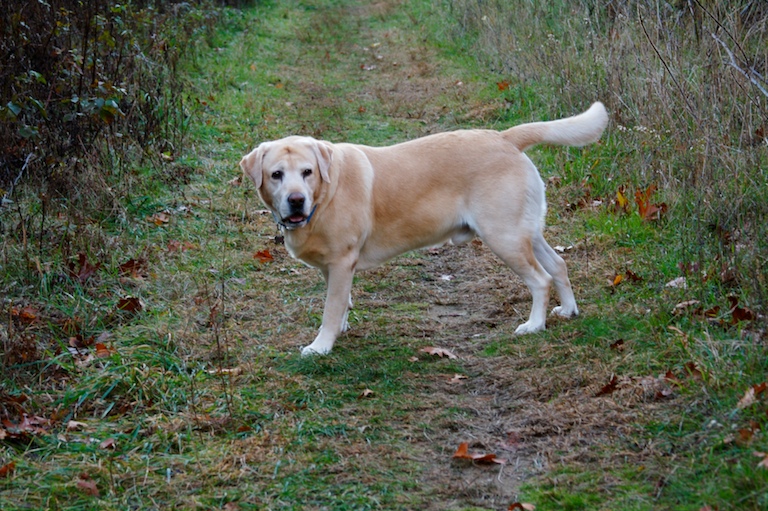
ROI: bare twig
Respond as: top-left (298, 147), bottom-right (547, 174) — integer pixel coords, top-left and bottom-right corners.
top-left (638, 12), bottom-right (699, 124)
top-left (711, 33), bottom-right (768, 100)
top-left (0, 153), bottom-right (35, 213)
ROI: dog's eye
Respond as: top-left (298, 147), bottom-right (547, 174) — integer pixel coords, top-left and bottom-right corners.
top-left (271, 171), bottom-right (283, 180)
top-left (302, 168), bottom-right (313, 178)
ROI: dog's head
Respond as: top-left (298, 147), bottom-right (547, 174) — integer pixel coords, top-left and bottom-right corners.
top-left (240, 136), bottom-right (333, 230)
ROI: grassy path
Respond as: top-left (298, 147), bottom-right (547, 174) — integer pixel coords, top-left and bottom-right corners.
top-left (1, 1), bottom-right (766, 510)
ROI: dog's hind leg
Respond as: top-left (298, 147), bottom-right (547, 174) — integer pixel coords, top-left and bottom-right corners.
top-left (532, 231), bottom-right (578, 318)
top-left (480, 231), bottom-right (553, 334)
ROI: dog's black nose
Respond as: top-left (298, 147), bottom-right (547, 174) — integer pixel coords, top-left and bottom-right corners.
top-left (287, 193), bottom-right (305, 209)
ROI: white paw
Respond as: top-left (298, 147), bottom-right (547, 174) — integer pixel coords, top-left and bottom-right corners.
top-left (300, 343), bottom-right (333, 356)
top-left (551, 305), bottom-right (579, 318)
top-left (514, 321), bottom-right (545, 335)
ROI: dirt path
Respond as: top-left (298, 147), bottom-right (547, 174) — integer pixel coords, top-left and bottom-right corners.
top-left (223, 4), bottom-right (648, 508)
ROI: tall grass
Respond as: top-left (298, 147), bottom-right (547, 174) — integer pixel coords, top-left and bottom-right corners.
top-left (443, 0), bottom-right (768, 311)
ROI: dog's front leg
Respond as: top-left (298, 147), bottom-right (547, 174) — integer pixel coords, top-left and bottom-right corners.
top-left (301, 259), bottom-right (356, 356)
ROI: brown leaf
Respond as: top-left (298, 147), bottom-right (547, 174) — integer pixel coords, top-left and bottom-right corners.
top-left (611, 273), bottom-right (624, 287)
top-left (728, 296), bottom-right (756, 324)
top-left (509, 503), bottom-right (536, 511)
top-left (118, 258), bottom-right (147, 278)
top-left (0, 461), bottom-right (15, 478)
top-left (624, 269), bottom-right (643, 282)
top-left (76, 477), bottom-right (99, 496)
top-left (754, 451), bottom-right (768, 469)
top-left (67, 253), bottom-right (101, 283)
top-left (419, 346), bottom-right (458, 359)
top-left (116, 296), bottom-right (142, 313)
top-left (448, 374), bottom-right (468, 384)
top-left (254, 249), bottom-right (274, 263)
top-left (609, 339), bottom-right (625, 351)
top-left (99, 438), bottom-right (117, 450)
top-left (635, 185), bottom-right (667, 221)
top-left (684, 362), bottom-right (703, 380)
top-left (452, 442), bottom-right (506, 464)
top-left (664, 370), bottom-right (681, 386)
top-left (148, 212), bottom-right (170, 225)
top-left (94, 343), bottom-right (112, 358)
top-left (595, 374), bottom-right (619, 397)
top-left (359, 389), bottom-right (375, 399)
top-left (497, 80), bottom-right (510, 91)
top-left (66, 420), bottom-right (88, 431)
top-left (11, 305), bottom-right (39, 324)
top-left (167, 240), bottom-right (196, 252)
top-left (672, 300), bottom-right (700, 316)
top-left (69, 335), bottom-right (94, 350)
top-left (737, 387), bottom-right (757, 409)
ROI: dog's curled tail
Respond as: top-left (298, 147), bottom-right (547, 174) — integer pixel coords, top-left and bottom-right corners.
top-left (503, 102), bottom-right (608, 152)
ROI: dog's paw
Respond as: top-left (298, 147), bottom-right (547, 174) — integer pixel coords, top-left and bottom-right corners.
top-left (514, 321), bottom-right (545, 335)
top-left (550, 305), bottom-right (579, 318)
top-left (300, 343), bottom-right (332, 356)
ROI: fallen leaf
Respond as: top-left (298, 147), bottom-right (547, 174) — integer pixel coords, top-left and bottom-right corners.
top-left (609, 339), bottom-right (625, 351)
top-left (611, 273), bottom-right (624, 287)
top-left (624, 269), bottom-right (643, 282)
top-left (116, 296), bottom-right (142, 313)
top-left (728, 296), bottom-right (756, 324)
top-left (167, 240), bottom-right (196, 252)
top-left (419, 346), bottom-right (458, 359)
top-left (76, 477), bottom-right (99, 496)
top-left (665, 277), bottom-right (687, 289)
top-left (148, 212), bottom-right (170, 225)
top-left (359, 389), bottom-right (375, 398)
top-left (452, 442), bottom-right (506, 464)
top-left (11, 305), bottom-right (39, 324)
top-left (254, 250), bottom-right (274, 263)
top-left (737, 387), bottom-right (757, 409)
top-left (754, 451), bottom-right (768, 469)
top-left (94, 343), bottom-right (112, 358)
top-left (684, 362), bottom-right (703, 380)
top-left (118, 258), bottom-right (147, 278)
top-left (99, 438), bottom-right (116, 450)
top-left (69, 335), bottom-right (94, 350)
top-left (672, 300), bottom-right (700, 315)
top-left (66, 420), bottom-right (88, 431)
top-left (67, 253), bottom-right (101, 283)
top-left (228, 176), bottom-right (242, 186)
top-left (509, 503), bottom-right (536, 511)
top-left (497, 80), bottom-right (510, 91)
top-left (595, 374), bottom-right (620, 396)
top-left (0, 461), bottom-right (15, 478)
top-left (448, 374), bottom-right (468, 384)
top-left (206, 367), bottom-right (243, 376)
top-left (635, 185), bottom-right (667, 221)
top-left (613, 185), bottom-right (630, 214)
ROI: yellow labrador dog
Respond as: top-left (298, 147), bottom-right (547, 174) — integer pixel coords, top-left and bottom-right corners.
top-left (241, 102), bottom-right (608, 355)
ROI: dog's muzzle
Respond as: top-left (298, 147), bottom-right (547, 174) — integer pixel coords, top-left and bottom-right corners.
top-left (274, 193), bottom-right (317, 230)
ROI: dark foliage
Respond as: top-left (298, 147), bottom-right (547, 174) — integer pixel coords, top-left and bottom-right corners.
top-left (0, 0), bottom-right (249, 206)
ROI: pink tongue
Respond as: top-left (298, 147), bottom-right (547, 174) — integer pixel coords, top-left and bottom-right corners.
top-left (289, 215), bottom-right (304, 223)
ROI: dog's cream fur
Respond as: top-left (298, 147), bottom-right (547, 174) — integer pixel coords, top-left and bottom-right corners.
top-left (241, 103), bottom-right (608, 355)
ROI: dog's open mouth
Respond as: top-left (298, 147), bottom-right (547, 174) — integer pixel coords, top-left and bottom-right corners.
top-left (284, 214), bottom-right (307, 226)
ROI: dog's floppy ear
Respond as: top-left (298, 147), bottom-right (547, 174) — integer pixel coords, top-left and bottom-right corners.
top-left (312, 141), bottom-right (333, 183)
top-left (239, 143), bottom-right (268, 189)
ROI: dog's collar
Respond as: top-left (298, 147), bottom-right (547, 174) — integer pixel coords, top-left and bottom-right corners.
top-left (273, 204), bottom-right (318, 230)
